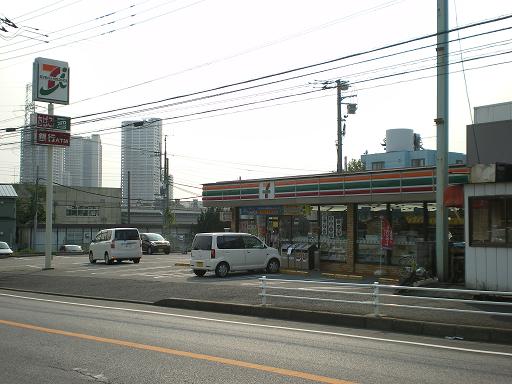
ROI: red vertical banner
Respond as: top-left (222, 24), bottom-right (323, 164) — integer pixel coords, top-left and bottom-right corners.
top-left (381, 217), bottom-right (393, 250)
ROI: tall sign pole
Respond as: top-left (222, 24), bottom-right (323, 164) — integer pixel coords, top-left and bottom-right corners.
top-left (32, 57), bottom-right (70, 270)
top-left (44, 103), bottom-right (54, 269)
top-left (435, 0), bottom-right (449, 281)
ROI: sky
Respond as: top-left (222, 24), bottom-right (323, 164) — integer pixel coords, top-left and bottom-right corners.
top-left (1, 0), bottom-right (512, 200)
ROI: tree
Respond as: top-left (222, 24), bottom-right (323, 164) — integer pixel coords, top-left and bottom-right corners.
top-left (15, 184), bottom-right (46, 225)
top-left (162, 207), bottom-right (175, 237)
top-left (346, 159), bottom-right (366, 172)
top-left (194, 207), bottom-right (225, 233)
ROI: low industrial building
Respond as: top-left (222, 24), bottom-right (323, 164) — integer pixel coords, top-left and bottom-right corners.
top-left (0, 185), bottom-right (17, 247)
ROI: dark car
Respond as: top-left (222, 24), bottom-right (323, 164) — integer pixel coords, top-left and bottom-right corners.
top-left (141, 233), bottom-right (171, 254)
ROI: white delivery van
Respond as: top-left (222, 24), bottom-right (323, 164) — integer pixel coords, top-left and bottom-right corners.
top-left (190, 232), bottom-right (280, 277)
top-left (89, 228), bottom-right (142, 264)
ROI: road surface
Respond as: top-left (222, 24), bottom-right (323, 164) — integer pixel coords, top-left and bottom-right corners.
top-left (1, 291), bottom-right (511, 384)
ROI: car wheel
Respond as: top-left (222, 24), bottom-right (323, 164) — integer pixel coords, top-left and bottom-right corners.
top-left (215, 262), bottom-right (229, 278)
top-left (266, 258), bottom-right (280, 274)
top-left (104, 253), bottom-right (111, 265)
top-left (133, 258), bottom-right (141, 264)
top-left (165, 248), bottom-right (170, 255)
top-left (147, 246), bottom-right (153, 255)
top-left (89, 252), bottom-right (96, 264)
top-left (193, 269), bottom-right (206, 277)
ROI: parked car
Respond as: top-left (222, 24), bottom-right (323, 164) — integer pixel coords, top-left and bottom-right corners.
top-left (190, 232), bottom-right (280, 277)
top-left (140, 233), bottom-right (171, 254)
top-left (89, 228), bottom-right (142, 264)
top-left (0, 242), bottom-right (13, 256)
top-left (59, 244), bottom-right (84, 253)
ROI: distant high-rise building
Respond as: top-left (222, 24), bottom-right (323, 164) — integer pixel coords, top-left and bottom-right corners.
top-left (64, 134), bottom-right (102, 187)
top-left (121, 119), bottom-right (162, 207)
top-left (19, 84), bottom-right (65, 185)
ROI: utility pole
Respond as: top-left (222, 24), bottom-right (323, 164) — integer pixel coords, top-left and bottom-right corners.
top-left (336, 80), bottom-right (344, 173)
top-left (163, 135), bottom-right (169, 237)
top-left (32, 166), bottom-right (39, 250)
top-left (127, 171), bottom-right (131, 224)
top-left (435, 0), bottom-right (449, 281)
top-left (319, 79), bottom-right (356, 173)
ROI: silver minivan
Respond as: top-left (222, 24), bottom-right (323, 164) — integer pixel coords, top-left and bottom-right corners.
top-left (190, 232), bottom-right (280, 277)
top-left (89, 228), bottom-right (142, 264)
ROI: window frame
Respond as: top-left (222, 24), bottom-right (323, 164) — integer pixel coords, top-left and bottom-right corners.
top-left (371, 161), bottom-right (385, 171)
top-left (469, 196), bottom-right (512, 247)
top-left (411, 158), bottom-right (425, 167)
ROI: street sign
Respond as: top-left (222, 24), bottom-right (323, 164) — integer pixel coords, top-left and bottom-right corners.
top-left (35, 113), bottom-right (71, 131)
top-left (35, 129), bottom-right (70, 146)
top-left (32, 57), bottom-right (70, 105)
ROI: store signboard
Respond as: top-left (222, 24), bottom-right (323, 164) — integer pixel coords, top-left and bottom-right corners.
top-left (259, 181), bottom-right (275, 199)
top-left (240, 206), bottom-right (283, 216)
top-left (35, 113), bottom-right (71, 131)
top-left (35, 129), bottom-right (70, 146)
top-left (239, 205), bottom-right (308, 217)
top-left (32, 57), bottom-right (70, 105)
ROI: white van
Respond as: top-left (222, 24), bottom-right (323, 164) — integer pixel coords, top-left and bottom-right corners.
top-left (190, 232), bottom-right (280, 277)
top-left (89, 228), bottom-right (142, 264)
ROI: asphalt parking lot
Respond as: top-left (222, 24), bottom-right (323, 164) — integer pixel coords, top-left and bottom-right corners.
top-left (0, 252), bottom-right (282, 286)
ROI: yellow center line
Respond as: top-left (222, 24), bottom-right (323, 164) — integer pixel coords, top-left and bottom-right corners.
top-left (0, 319), bottom-right (355, 384)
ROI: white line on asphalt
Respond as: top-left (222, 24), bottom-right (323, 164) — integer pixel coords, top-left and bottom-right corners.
top-left (84, 265), bottom-right (175, 276)
top-left (1, 292), bottom-right (510, 357)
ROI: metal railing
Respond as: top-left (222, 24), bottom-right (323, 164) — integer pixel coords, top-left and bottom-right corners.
top-left (259, 276), bottom-right (512, 318)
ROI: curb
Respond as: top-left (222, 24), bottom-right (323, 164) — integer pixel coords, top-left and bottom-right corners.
top-left (322, 273), bottom-right (364, 281)
top-left (280, 269), bottom-right (310, 276)
top-left (3, 286), bottom-right (509, 345)
top-left (153, 298), bottom-right (512, 345)
top-left (174, 262), bottom-right (190, 267)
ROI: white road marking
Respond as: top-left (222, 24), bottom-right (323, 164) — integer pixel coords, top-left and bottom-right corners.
top-left (1, 292), bottom-right (510, 357)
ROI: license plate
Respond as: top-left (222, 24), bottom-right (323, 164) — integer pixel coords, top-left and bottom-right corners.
top-left (196, 261), bottom-right (204, 267)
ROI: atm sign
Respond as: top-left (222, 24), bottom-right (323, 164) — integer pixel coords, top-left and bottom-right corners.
top-left (36, 113), bottom-right (70, 131)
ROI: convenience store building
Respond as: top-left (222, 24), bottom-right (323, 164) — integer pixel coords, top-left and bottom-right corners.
top-left (202, 165), bottom-right (469, 278)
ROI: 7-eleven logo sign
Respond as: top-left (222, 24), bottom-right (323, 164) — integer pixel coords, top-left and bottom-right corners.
top-left (33, 57), bottom-right (70, 104)
top-left (259, 181), bottom-right (275, 199)
top-left (39, 64), bottom-right (68, 96)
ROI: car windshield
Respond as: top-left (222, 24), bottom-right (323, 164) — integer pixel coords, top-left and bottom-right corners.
top-left (146, 233), bottom-right (164, 241)
top-left (0, 242), bottom-right (9, 249)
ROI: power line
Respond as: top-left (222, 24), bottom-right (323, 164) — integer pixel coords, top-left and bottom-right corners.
top-left (1, 46), bottom-right (512, 147)
top-left (2, 13), bottom-right (511, 131)
top-left (47, 13), bottom-right (512, 124)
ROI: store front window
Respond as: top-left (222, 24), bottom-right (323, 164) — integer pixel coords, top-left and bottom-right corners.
top-left (318, 205), bottom-right (347, 263)
top-left (356, 204), bottom-right (387, 264)
top-left (356, 203), bottom-right (439, 266)
top-left (469, 197), bottom-right (512, 246)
